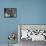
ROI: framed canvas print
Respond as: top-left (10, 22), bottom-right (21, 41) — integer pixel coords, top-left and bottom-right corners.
top-left (18, 24), bottom-right (46, 41)
top-left (18, 24), bottom-right (46, 46)
top-left (4, 8), bottom-right (17, 18)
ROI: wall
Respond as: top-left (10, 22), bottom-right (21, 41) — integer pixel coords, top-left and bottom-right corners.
top-left (19, 0), bottom-right (46, 24)
top-left (0, 0), bottom-right (46, 45)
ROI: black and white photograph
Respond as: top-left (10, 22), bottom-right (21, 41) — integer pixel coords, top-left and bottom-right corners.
top-left (4, 8), bottom-right (17, 18)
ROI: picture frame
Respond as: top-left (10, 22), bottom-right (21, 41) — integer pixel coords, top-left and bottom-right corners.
top-left (4, 8), bottom-right (17, 18)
